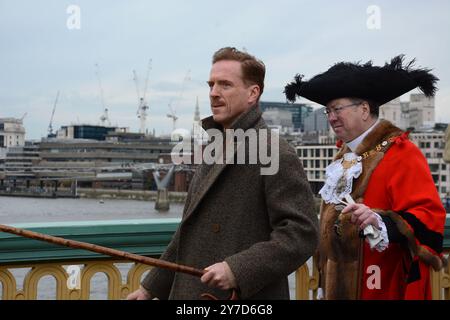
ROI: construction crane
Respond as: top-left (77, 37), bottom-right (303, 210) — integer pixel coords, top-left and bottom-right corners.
top-left (47, 90), bottom-right (60, 136)
top-left (133, 59), bottom-right (152, 134)
top-left (167, 70), bottom-right (191, 132)
top-left (167, 106), bottom-right (179, 132)
top-left (95, 63), bottom-right (111, 126)
top-left (19, 112), bottom-right (28, 125)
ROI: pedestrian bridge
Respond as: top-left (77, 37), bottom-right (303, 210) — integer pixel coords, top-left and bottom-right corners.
top-left (0, 218), bottom-right (449, 300)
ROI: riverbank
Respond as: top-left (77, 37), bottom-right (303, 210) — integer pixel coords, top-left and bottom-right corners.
top-left (77, 188), bottom-right (187, 203)
top-left (0, 191), bottom-right (79, 199)
top-left (0, 187), bottom-right (188, 202)
top-left (0, 188), bottom-right (322, 207)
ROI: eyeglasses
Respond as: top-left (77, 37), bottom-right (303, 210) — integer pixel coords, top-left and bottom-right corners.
top-left (323, 102), bottom-right (362, 116)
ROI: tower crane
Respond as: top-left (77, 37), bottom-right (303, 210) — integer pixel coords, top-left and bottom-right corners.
top-left (167, 70), bottom-right (191, 132)
top-left (167, 106), bottom-right (179, 132)
top-left (133, 59), bottom-right (152, 134)
top-left (20, 112), bottom-right (28, 122)
top-left (47, 90), bottom-right (59, 136)
top-left (95, 63), bottom-right (111, 126)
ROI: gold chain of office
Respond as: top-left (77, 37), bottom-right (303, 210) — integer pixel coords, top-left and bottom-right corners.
top-left (341, 136), bottom-right (398, 170)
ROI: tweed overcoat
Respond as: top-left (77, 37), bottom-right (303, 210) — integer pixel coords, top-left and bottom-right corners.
top-left (142, 106), bottom-right (319, 299)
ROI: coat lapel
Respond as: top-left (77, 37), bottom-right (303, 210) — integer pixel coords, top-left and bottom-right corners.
top-left (182, 106), bottom-right (264, 220)
top-left (184, 163), bottom-right (227, 219)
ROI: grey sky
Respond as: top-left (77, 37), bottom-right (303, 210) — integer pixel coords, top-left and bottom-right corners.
top-left (1, 0), bottom-right (449, 139)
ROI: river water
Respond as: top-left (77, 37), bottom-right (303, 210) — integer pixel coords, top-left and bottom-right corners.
top-left (0, 196), bottom-right (298, 299)
top-left (0, 196), bottom-right (184, 224)
top-left (0, 196), bottom-right (184, 300)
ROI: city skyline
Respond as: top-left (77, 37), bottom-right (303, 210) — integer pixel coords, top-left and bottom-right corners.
top-left (1, 1), bottom-right (449, 139)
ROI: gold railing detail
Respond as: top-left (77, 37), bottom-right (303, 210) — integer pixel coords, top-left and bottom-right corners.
top-left (295, 255), bottom-right (320, 300)
top-left (431, 256), bottom-right (450, 300)
top-left (1, 254), bottom-right (449, 300)
top-left (0, 260), bottom-right (153, 300)
top-left (23, 264), bottom-right (68, 300)
top-left (80, 263), bottom-right (122, 300)
top-left (0, 268), bottom-right (17, 300)
top-left (127, 263), bottom-right (153, 296)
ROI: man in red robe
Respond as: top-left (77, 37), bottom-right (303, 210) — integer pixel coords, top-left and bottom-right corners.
top-left (284, 55), bottom-right (446, 299)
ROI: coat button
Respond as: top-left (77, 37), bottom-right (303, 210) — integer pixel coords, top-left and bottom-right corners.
top-left (212, 223), bottom-right (220, 233)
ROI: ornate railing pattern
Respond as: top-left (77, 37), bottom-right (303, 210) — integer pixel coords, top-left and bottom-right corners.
top-left (1, 218), bottom-right (449, 300)
top-left (0, 260), bottom-right (152, 300)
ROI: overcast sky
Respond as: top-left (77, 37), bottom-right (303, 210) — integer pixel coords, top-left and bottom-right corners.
top-left (1, 0), bottom-right (449, 139)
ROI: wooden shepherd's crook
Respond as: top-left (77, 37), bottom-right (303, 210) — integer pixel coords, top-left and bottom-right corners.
top-left (0, 223), bottom-right (238, 300)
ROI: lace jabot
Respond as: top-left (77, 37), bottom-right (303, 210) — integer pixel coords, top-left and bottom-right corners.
top-left (319, 152), bottom-right (362, 204)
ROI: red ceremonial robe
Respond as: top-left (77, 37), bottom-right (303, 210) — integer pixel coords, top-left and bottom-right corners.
top-left (362, 130), bottom-right (446, 299)
top-left (319, 120), bottom-right (446, 299)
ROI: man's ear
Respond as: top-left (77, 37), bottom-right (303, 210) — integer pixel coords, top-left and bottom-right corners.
top-left (248, 85), bottom-right (260, 104)
top-left (362, 101), bottom-right (371, 121)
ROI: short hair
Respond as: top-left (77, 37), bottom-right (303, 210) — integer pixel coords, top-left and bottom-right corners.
top-left (349, 98), bottom-right (380, 117)
top-left (212, 47), bottom-right (265, 98)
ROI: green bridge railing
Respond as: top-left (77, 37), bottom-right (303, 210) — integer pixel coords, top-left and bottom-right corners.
top-left (0, 217), bottom-right (449, 299)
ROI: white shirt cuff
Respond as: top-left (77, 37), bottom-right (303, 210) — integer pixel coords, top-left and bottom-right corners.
top-left (363, 212), bottom-right (389, 252)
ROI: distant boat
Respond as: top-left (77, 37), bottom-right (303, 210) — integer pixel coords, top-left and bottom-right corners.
top-left (99, 200), bottom-right (104, 204)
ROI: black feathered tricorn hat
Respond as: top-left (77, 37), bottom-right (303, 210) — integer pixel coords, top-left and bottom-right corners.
top-left (284, 55), bottom-right (438, 107)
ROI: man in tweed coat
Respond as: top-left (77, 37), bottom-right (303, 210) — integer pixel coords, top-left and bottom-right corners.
top-left (127, 47), bottom-right (318, 300)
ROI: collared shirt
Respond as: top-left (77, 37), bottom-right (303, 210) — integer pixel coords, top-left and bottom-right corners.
top-left (346, 119), bottom-right (380, 152)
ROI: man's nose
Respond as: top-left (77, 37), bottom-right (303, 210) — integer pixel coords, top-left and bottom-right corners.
top-left (209, 84), bottom-right (219, 97)
top-left (327, 112), bottom-right (338, 122)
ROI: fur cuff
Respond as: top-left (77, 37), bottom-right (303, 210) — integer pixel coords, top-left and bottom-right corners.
top-left (373, 209), bottom-right (446, 271)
